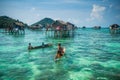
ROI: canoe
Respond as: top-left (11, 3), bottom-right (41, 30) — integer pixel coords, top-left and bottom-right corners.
top-left (30, 43), bottom-right (52, 50)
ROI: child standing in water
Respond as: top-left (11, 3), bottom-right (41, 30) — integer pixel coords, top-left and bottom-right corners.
top-left (55, 43), bottom-right (65, 59)
top-left (28, 43), bottom-right (33, 50)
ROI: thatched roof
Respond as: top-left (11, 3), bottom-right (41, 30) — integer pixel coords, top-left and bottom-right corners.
top-left (52, 20), bottom-right (67, 30)
top-left (15, 22), bottom-right (24, 27)
top-left (52, 20), bottom-right (67, 26)
top-left (67, 22), bottom-right (74, 26)
top-left (66, 22), bottom-right (75, 30)
top-left (110, 24), bottom-right (120, 29)
top-left (51, 20), bottom-right (75, 31)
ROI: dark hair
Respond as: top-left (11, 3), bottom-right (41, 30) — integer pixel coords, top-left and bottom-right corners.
top-left (58, 43), bottom-right (61, 46)
top-left (29, 43), bottom-right (31, 45)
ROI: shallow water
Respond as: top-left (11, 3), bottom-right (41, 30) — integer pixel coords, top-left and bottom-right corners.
top-left (0, 28), bottom-right (120, 80)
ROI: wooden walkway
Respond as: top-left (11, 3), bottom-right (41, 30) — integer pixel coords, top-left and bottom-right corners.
top-left (46, 30), bottom-right (75, 38)
top-left (0, 28), bottom-right (25, 35)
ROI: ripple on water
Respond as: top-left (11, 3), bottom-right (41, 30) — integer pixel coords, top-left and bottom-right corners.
top-left (0, 29), bottom-right (120, 80)
top-left (1, 67), bottom-right (33, 80)
top-left (35, 69), bottom-right (69, 80)
top-left (89, 62), bottom-right (120, 80)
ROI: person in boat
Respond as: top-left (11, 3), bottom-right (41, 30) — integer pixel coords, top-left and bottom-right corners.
top-left (42, 42), bottom-right (52, 48)
top-left (42, 42), bottom-right (44, 47)
top-left (55, 43), bottom-right (65, 59)
top-left (28, 43), bottom-right (33, 50)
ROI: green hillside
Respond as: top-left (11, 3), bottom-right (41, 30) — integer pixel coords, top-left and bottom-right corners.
top-left (0, 16), bottom-right (28, 28)
top-left (31, 18), bottom-right (55, 27)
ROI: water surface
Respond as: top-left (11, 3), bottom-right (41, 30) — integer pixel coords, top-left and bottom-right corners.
top-left (0, 28), bottom-right (120, 80)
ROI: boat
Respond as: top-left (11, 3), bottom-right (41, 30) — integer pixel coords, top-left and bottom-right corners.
top-left (29, 43), bottom-right (52, 50)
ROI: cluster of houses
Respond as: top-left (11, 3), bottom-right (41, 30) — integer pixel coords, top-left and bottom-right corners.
top-left (29, 20), bottom-right (76, 31)
top-left (29, 20), bottom-right (77, 37)
top-left (3, 21), bottom-right (25, 35)
top-left (92, 24), bottom-right (120, 34)
top-left (1, 17), bottom-right (120, 35)
top-left (47, 20), bottom-right (76, 37)
top-left (29, 24), bottom-right (43, 30)
top-left (29, 21), bottom-right (120, 35)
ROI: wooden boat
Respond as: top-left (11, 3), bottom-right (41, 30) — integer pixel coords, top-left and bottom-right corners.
top-left (29, 43), bottom-right (52, 50)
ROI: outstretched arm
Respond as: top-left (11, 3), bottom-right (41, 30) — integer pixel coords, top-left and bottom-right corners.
top-left (62, 48), bottom-right (65, 54)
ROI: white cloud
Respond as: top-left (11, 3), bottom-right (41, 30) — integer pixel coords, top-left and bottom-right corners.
top-left (87, 4), bottom-right (106, 21)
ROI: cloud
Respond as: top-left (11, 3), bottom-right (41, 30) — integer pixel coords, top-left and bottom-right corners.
top-left (87, 4), bottom-right (106, 21)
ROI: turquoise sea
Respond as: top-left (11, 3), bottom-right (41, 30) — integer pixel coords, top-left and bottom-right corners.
top-left (0, 28), bottom-right (120, 80)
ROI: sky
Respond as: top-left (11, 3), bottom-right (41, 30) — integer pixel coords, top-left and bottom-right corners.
top-left (0, 0), bottom-right (120, 27)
